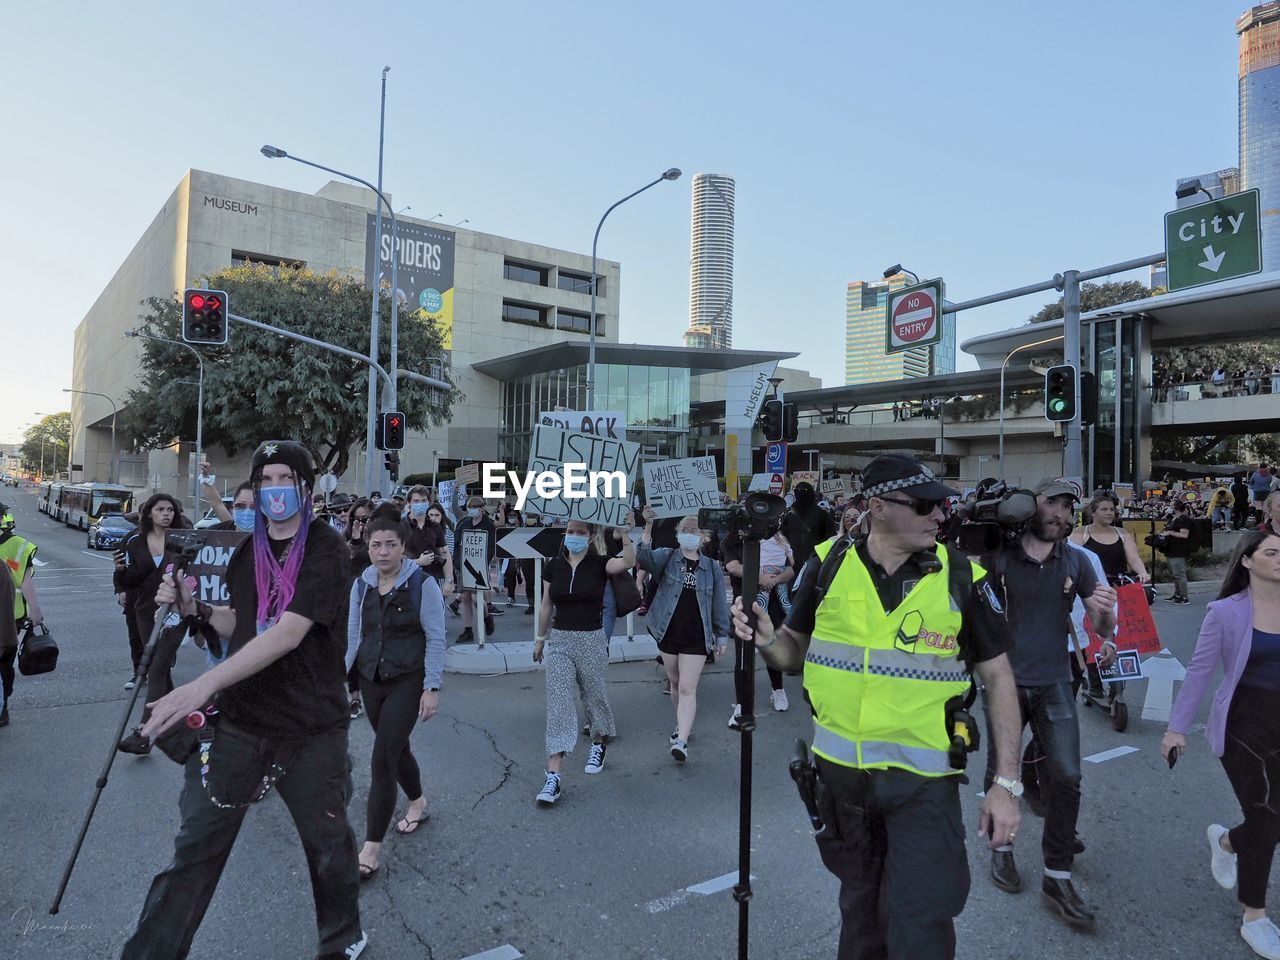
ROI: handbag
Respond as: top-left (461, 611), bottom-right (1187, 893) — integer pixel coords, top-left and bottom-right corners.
top-left (17, 621), bottom-right (58, 675)
top-left (610, 571), bottom-right (643, 617)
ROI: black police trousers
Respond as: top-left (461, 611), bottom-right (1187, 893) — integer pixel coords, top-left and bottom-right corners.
top-left (120, 723), bottom-right (361, 960)
top-left (814, 757), bottom-right (969, 960)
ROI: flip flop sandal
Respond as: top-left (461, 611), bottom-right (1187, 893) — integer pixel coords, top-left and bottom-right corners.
top-left (358, 862), bottom-right (379, 882)
top-left (395, 813), bottom-right (430, 835)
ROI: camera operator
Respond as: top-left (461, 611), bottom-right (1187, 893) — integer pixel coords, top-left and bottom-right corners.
top-left (121, 440), bottom-right (366, 960)
top-left (980, 479), bottom-right (1116, 930)
top-left (732, 453), bottom-right (1022, 960)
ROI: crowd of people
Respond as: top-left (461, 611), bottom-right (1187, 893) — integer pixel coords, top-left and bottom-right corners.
top-left (1153, 358), bottom-right (1280, 400)
top-left (11, 441), bottom-right (1280, 959)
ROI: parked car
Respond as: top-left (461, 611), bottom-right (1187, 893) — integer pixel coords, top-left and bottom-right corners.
top-left (88, 513), bottom-right (137, 550)
top-left (194, 498), bottom-right (235, 529)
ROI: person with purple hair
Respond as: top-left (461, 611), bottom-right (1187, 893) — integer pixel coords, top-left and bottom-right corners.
top-left (122, 440), bottom-right (367, 960)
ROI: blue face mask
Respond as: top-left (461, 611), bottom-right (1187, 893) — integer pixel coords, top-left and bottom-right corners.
top-left (410, 502), bottom-right (428, 517)
top-left (677, 532), bottom-right (702, 552)
top-left (564, 534), bottom-right (589, 555)
top-left (232, 507), bottom-right (256, 531)
top-left (260, 486), bottom-right (301, 522)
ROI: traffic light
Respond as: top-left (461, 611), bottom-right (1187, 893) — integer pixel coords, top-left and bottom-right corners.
top-left (1079, 371), bottom-right (1098, 427)
top-left (182, 288), bottom-right (228, 345)
top-left (384, 451), bottom-right (400, 482)
top-left (381, 411), bottom-right (405, 450)
top-left (782, 402), bottom-right (799, 443)
top-left (761, 399), bottom-right (784, 442)
top-left (1044, 364), bottom-right (1077, 422)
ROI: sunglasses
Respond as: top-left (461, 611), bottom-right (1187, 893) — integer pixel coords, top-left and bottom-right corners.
top-left (877, 496), bottom-right (946, 516)
top-left (351, 515), bottom-right (370, 524)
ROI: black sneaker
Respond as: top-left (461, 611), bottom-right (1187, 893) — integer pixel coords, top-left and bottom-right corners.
top-left (0, 706), bottom-right (9, 728)
top-left (448, 599), bottom-right (461, 616)
top-left (524, 606), bottom-right (534, 615)
top-left (484, 616), bottom-right (495, 635)
top-left (118, 728), bottom-right (152, 756)
top-left (489, 604), bottom-right (505, 616)
top-left (536, 771), bottom-right (562, 805)
top-left (349, 698), bottom-right (363, 721)
top-left (457, 627), bottom-right (474, 643)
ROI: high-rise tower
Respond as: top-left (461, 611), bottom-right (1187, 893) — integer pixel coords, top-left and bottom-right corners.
top-left (685, 173), bottom-right (735, 349)
top-left (1238, 3), bottom-right (1280, 271)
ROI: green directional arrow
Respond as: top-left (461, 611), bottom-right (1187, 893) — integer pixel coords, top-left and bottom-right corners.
top-left (1163, 189), bottom-right (1262, 291)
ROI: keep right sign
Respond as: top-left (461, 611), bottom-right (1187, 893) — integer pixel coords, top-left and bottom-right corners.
top-left (1164, 188), bottom-right (1262, 291)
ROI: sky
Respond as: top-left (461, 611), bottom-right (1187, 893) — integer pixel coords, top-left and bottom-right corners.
top-left (0, 0), bottom-right (1247, 445)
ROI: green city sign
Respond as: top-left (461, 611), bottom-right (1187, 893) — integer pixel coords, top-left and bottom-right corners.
top-left (1163, 188), bottom-right (1262, 291)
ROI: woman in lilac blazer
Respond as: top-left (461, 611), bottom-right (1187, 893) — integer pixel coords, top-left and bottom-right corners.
top-left (1163, 531), bottom-right (1280, 959)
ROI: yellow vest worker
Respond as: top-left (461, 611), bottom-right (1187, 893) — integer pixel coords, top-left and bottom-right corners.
top-left (0, 503), bottom-right (42, 728)
top-left (731, 454), bottom-right (1024, 960)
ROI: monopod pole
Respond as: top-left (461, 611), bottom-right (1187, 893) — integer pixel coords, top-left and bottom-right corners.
top-left (50, 548), bottom-right (197, 914)
top-left (734, 536), bottom-right (762, 959)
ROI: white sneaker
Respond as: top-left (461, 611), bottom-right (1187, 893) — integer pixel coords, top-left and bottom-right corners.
top-left (1209, 823), bottom-right (1238, 889)
top-left (771, 689), bottom-right (790, 712)
top-left (338, 930), bottom-right (369, 959)
top-left (1241, 917), bottom-right (1280, 960)
top-left (584, 742), bottom-right (606, 775)
top-left (671, 739), bottom-right (688, 762)
top-left (124, 676), bottom-right (136, 690)
top-left (728, 704), bottom-right (743, 730)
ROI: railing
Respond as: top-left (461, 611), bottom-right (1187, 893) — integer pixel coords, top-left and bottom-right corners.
top-left (1150, 374), bottom-right (1280, 403)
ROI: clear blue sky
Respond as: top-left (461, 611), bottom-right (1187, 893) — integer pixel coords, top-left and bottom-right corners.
top-left (0, 0), bottom-right (1244, 444)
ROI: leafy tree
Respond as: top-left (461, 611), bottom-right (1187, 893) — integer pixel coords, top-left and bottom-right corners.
top-left (22, 413), bottom-right (71, 476)
top-left (118, 265), bottom-right (458, 478)
top-left (1026, 280), bottom-right (1162, 324)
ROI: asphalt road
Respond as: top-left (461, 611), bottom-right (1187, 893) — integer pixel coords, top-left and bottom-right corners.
top-left (0, 488), bottom-right (1259, 959)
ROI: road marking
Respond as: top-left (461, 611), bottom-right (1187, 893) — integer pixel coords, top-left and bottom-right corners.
top-left (645, 871), bottom-right (752, 913)
top-left (1083, 745), bottom-right (1139, 764)
top-left (457, 946), bottom-right (522, 960)
top-left (1141, 653), bottom-right (1187, 724)
top-left (81, 551), bottom-right (114, 561)
top-left (32, 557), bottom-right (49, 566)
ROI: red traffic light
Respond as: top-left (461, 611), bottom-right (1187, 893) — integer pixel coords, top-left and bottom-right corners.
top-left (389, 416), bottom-right (401, 427)
top-left (188, 294), bottom-right (206, 309)
top-left (206, 295), bottom-right (221, 309)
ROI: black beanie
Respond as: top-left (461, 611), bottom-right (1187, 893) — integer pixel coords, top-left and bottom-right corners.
top-left (249, 440), bottom-right (316, 490)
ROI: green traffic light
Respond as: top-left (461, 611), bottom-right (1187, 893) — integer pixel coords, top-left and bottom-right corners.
top-left (1050, 399), bottom-right (1067, 413)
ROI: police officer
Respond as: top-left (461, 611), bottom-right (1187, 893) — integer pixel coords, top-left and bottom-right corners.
top-left (732, 453), bottom-right (1022, 960)
top-left (0, 503), bottom-right (42, 727)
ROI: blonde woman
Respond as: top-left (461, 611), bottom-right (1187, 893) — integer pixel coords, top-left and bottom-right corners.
top-left (638, 508), bottom-right (730, 762)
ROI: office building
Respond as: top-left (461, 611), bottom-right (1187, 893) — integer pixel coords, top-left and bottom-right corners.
top-left (1239, 2), bottom-right (1280, 271)
top-left (686, 173), bottom-right (735, 349)
top-left (845, 273), bottom-right (956, 385)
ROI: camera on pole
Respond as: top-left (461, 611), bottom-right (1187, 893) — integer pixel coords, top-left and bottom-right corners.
top-left (1044, 364), bottom-right (1077, 423)
top-left (181, 289), bottom-right (228, 345)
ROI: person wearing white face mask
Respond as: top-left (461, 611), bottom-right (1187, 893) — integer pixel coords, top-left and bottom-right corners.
top-left (532, 517), bottom-right (637, 804)
top-left (638, 508), bottom-right (731, 762)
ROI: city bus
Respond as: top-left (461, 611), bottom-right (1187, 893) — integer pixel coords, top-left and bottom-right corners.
top-left (60, 483), bottom-right (134, 530)
top-left (38, 481), bottom-right (67, 520)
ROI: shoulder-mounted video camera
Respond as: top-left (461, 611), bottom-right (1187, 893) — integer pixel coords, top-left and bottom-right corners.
top-left (947, 481), bottom-right (1037, 555)
top-left (699, 492), bottom-right (786, 542)
top-left (164, 530), bottom-right (208, 563)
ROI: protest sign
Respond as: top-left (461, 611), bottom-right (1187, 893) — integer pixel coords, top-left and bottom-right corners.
top-left (1094, 649), bottom-right (1144, 684)
top-left (537, 410), bottom-right (626, 440)
top-left (790, 471), bottom-right (820, 489)
top-left (455, 462), bottom-right (480, 485)
top-left (437, 480), bottom-right (462, 520)
top-left (1083, 582), bottom-right (1162, 656)
top-left (748, 473), bottom-right (772, 492)
top-left (820, 477), bottom-right (850, 498)
top-left (173, 530), bottom-right (248, 606)
top-left (642, 456), bottom-right (720, 519)
top-left (522, 425), bottom-right (639, 526)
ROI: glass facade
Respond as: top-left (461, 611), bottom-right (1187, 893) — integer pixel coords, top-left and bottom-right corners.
top-left (1239, 4), bottom-right (1280, 272)
top-left (503, 260), bottom-right (548, 285)
top-left (500, 363), bottom-right (691, 465)
top-left (845, 275), bottom-right (956, 385)
top-left (1086, 315), bottom-right (1139, 490)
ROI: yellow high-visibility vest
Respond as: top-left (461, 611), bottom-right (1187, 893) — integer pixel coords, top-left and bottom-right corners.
top-left (804, 540), bottom-right (983, 777)
top-left (0, 535), bottom-right (36, 621)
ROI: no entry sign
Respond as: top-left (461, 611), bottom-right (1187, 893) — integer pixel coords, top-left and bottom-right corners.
top-left (886, 278), bottom-right (945, 355)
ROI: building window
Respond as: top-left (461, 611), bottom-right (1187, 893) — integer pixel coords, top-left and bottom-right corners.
top-left (557, 270), bottom-right (599, 295)
top-left (557, 308), bottom-right (604, 336)
top-left (502, 300), bottom-right (549, 328)
top-left (503, 260), bottom-right (548, 286)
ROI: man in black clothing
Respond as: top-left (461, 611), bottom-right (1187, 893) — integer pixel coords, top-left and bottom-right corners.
top-left (780, 481), bottom-right (837, 569)
top-left (123, 440), bottom-right (365, 960)
top-left (1231, 474), bottom-right (1251, 530)
top-left (1162, 500), bottom-right (1193, 603)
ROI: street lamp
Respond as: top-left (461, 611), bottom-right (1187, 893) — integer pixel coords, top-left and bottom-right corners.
top-left (63, 389), bottom-right (118, 483)
top-left (1174, 179), bottom-right (1215, 203)
top-left (125, 331), bottom-right (205, 517)
top-left (883, 264), bottom-right (920, 283)
top-left (588, 168), bottom-right (682, 408)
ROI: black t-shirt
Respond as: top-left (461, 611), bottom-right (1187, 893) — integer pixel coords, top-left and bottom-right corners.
top-left (219, 520), bottom-right (351, 738)
top-left (1164, 516), bottom-right (1193, 558)
top-left (785, 542), bottom-right (1012, 665)
top-left (543, 552), bottom-right (610, 631)
top-left (405, 518), bottom-right (445, 562)
top-left (660, 557), bottom-right (706, 654)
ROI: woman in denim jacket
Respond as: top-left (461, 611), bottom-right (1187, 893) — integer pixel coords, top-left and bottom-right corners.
top-left (638, 507), bottom-right (729, 763)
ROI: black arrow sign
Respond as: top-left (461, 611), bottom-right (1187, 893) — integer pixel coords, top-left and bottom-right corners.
top-left (496, 526), bottom-right (564, 560)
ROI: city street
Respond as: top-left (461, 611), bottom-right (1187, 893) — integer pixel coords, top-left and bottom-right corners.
top-left (0, 488), bottom-right (1258, 959)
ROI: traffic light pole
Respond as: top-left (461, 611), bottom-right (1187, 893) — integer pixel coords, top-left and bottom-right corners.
top-left (1061, 270), bottom-right (1082, 479)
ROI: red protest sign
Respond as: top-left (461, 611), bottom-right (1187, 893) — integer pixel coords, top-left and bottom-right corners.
top-left (1084, 582), bottom-right (1161, 656)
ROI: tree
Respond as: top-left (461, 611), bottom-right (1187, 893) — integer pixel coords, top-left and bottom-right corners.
top-left (118, 265), bottom-right (459, 478)
top-left (22, 413), bottom-right (71, 476)
top-left (1026, 280), bottom-right (1162, 324)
